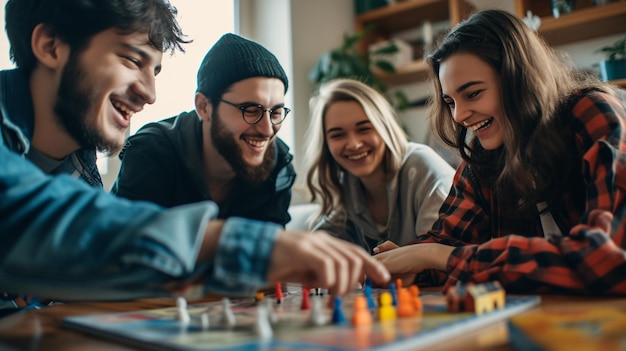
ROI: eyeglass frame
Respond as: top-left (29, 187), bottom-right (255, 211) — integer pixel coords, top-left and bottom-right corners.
top-left (220, 99), bottom-right (291, 125)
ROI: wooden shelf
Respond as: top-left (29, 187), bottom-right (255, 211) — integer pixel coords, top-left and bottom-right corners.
top-left (516, 1), bottom-right (626, 46)
top-left (375, 59), bottom-right (430, 85)
top-left (364, 0), bottom-right (626, 85)
top-left (355, 0), bottom-right (475, 53)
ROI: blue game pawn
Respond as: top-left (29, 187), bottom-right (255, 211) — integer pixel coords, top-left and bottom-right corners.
top-left (389, 282), bottom-right (398, 307)
top-left (364, 279), bottom-right (376, 309)
top-left (331, 296), bottom-right (346, 324)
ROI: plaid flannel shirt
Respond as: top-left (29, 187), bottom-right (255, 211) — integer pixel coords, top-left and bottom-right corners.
top-left (413, 91), bottom-right (626, 295)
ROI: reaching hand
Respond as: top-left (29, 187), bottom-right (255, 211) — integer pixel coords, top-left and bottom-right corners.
top-left (374, 243), bottom-right (455, 286)
top-left (571, 209), bottom-right (613, 234)
top-left (267, 231), bottom-right (390, 296)
top-left (372, 240), bottom-right (399, 254)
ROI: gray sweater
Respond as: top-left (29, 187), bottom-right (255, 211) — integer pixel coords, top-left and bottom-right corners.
top-left (316, 142), bottom-right (455, 253)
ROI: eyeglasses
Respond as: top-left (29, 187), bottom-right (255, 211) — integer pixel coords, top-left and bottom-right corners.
top-left (221, 99), bottom-right (291, 125)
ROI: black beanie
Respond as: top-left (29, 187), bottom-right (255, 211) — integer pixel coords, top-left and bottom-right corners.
top-left (196, 33), bottom-right (288, 101)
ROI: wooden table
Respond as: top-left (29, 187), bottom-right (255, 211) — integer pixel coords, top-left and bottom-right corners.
top-left (0, 293), bottom-right (624, 350)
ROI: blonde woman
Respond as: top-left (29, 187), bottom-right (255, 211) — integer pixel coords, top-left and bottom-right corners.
top-left (304, 78), bottom-right (455, 253)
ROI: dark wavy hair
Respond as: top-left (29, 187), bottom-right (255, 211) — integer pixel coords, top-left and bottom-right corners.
top-left (5, 0), bottom-right (189, 74)
top-left (427, 9), bottom-right (613, 211)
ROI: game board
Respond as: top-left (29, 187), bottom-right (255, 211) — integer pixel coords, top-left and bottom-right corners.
top-left (62, 286), bottom-right (540, 351)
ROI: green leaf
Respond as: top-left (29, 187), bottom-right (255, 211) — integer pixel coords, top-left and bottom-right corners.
top-left (373, 60), bottom-right (396, 73)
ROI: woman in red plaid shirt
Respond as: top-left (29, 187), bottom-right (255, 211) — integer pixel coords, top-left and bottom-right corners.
top-left (374, 9), bottom-right (626, 295)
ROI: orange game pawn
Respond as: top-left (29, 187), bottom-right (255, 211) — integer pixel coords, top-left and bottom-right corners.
top-left (351, 295), bottom-right (372, 327)
top-left (409, 285), bottom-right (423, 311)
top-left (396, 288), bottom-right (416, 318)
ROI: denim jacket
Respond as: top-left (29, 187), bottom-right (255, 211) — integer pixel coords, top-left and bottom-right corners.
top-left (0, 69), bottom-right (278, 315)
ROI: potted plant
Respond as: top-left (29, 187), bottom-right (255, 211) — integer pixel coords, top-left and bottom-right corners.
top-left (594, 35), bottom-right (626, 81)
top-left (308, 25), bottom-right (409, 110)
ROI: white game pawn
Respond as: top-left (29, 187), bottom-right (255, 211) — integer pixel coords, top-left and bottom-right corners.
top-left (221, 297), bottom-right (236, 328)
top-left (308, 295), bottom-right (327, 326)
top-left (263, 297), bottom-right (278, 324)
top-left (200, 312), bottom-right (210, 331)
top-left (176, 296), bottom-right (190, 326)
top-left (254, 303), bottom-right (273, 340)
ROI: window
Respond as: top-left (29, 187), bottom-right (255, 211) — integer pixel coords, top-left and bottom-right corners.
top-left (0, 1), bottom-right (235, 188)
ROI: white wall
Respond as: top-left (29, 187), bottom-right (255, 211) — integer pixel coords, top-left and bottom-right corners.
top-left (238, 0), bottom-right (355, 204)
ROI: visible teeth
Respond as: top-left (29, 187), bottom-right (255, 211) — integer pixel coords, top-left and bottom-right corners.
top-left (467, 118), bottom-right (492, 132)
top-left (112, 100), bottom-right (134, 118)
top-left (346, 151), bottom-right (368, 160)
top-left (244, 138), bottom-right (267, 148)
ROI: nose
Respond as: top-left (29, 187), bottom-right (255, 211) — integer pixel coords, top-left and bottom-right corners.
top-left (452, 100), bottom-right (470, 125)
top-left (254, 110), bottom-right (276, 135)
top-left (346, 133), bottom-right (363, 150)
top-left (132, 73), bottom-right (157, 105)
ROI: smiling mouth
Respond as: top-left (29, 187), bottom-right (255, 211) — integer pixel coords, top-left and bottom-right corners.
top-left (467, 117), bottom-right (494, 132)
top-left (112, 100), bottom-right (135, 120)
top-left (243, 137), bottom-right (268, 149)
top-left (346, 151), bottom-right (369, 160)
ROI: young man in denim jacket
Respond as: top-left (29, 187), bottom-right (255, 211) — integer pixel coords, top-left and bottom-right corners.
top-left (0, 0), bottom-right (389, 317)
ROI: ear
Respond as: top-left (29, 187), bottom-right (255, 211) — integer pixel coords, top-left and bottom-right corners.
top-left (31, 23), bottom-right (68, 70)
top-left (195, 92), bottom-right (213, 122)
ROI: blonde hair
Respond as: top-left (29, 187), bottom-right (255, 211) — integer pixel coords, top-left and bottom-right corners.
top-left (304, 78), bottom-right (408, 222)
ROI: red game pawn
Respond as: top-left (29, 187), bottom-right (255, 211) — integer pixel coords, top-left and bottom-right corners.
top-left (275, 282), bottom-right (283, 304)
top-left (301, 287), bottom-right (311, 310)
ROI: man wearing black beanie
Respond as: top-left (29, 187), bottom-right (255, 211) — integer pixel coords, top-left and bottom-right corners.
top-left (113, 33), bottom-right (295, 227)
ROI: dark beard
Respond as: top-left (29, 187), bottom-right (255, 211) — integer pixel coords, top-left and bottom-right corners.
top-left (54, 50), bottom-right (120, 155)
top-left (210, 110), bottom-right (275, 185)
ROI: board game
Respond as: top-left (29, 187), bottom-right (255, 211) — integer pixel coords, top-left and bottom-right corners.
top-left (63, 285), bottom-right (540, 351)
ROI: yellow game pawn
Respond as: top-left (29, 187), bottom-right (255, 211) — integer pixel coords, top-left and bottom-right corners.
top-left (351, 295), bottom-right (373, 327)
top-left (377, 292), bottom-right (396, 322)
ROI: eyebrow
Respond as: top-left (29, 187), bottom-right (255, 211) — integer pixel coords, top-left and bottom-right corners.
top-left (325, 120), bottom-right (371, 134)
top-left (441, 80), bottom-right (483, 99)
top-left (237, 101), bottom-right (286, 109)
top-left (121, 42), bottom-right (162, 75)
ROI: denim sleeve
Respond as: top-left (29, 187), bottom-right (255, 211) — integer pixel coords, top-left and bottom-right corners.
top-left (207, 217), bottom-right (280, 296)
top-left (0, 143), bottom-right (219, 301)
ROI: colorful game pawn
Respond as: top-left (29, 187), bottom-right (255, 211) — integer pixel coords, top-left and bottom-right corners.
top-left (351, 295), bottom-right (373, 327)
top-left (264, 297), bottom-right (279, 324)
top-left (389, 282), bottom-right (398, 306)
top-left (331, 296), bottom-right (346, 324)
top-left (301, 287), bottom-right (311, 310)
top-left (308, 295), bottom-right (327, 326)
top-left (378, 292), bottom-right (396, 322)
top-left (409, 285), bottom-right (423, 311)
top-left (175, 296), bottom-right (190, 326)
top-left (275, 282), bottom-right (283, 304)
top-left (255, 291), bottom-right (265, 302)
top-left (396, 288), bottom-right (416, 318)
top-left (364, 278), bottom-right (376, 309)
top-left (221, 297), bottom-right (236, 327)
top-left (200, 312), bottom-right (210, 330)
top-left (254, 302), bottom-right (273, 340)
